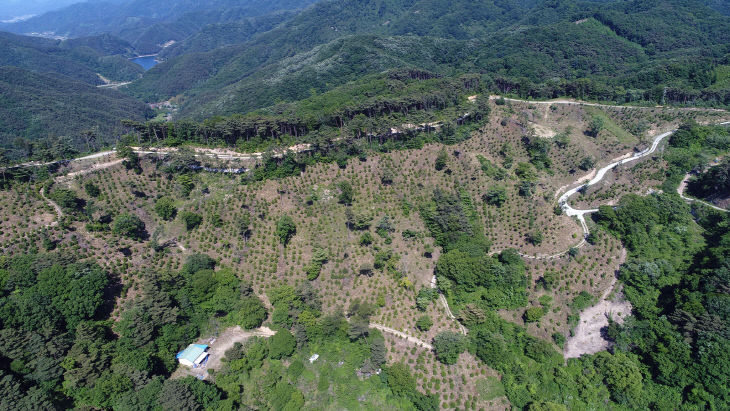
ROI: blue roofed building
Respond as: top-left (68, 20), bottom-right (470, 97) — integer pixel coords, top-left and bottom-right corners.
top-left (176, 344), bottom-right (209, 368)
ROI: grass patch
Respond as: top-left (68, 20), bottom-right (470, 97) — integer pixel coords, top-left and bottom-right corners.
top-left (476, 376), bottom-right (505, 401)
top-left (586, 107), bottom-right (637, 144)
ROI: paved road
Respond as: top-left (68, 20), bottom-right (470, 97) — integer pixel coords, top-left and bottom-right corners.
top-left (558, 129), bottom-right (675, 231)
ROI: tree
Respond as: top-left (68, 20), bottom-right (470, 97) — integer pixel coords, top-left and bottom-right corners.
top-left (381, 168), bottom-right (394, 185)
top-left (118, 146), bottom-right (141, 173)
top-left (385, 363), bottom-right (416, 396)
top-left (483, 186), bottom-right (507, 207)
top-left (415, 288), bottom-right (436, 311)
top-left (435, 148), bottom-right (448, 171)
top-left (359, 232), bottom-right (373, 246)
top-left (579, 156), bottom-right (595, 171)
top-left (594, 352), bottom-right (643, 404)
top-left (432, 331), bottom-right (466, 365)
top-left (157, 379), bottom-right (200, 411)
top-left (50, 189), bottom-right (82, 211)
top-left (177, 174), bottom-right (195, 197)
top-left (338, 180), bottom-right (354, 205)
top-left (154, 198), bottom-right (177, 221)
top-left (237, 213), bottom-right (251, 243)
top-left (182, 253), bottom-right (216, 275)
top-left (587, 115), bottom-right (605, 137)
top-left (416, 315), bottom-right (433, 331)
top-left (527, 229), bottom-right (544, 245)
top-left (523, 306), bottom-right (544, 323)
top-left (179, 211), bottom-right (202, 231)
top-left (112, 213), bottom-right (146, 240)
top-left (276, 215), bottom-right (297, 246)
top-left (84, 182), bottom-right (100, 198)
top-left (269, 329), bottom-right (295, 359)
top-left (235, 296), bottom-right (267, 329)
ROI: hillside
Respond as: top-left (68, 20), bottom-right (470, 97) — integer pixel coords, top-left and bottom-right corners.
top-left (1, 0), bottom-right (730, 410)
top-left (0, 66), bottom-right (150, 153)
top-left (1, 0), bottom-right (318, 54)
top-left (0, 31), bottom-right (143, 84)
top-left (1, 95), bottom-right (728, 409)
top-left (126, 0), bottom-right (730, 117)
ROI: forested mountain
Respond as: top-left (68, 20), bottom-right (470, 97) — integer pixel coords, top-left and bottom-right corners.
top-left (0, 0), bottom-right (117, 21)
top-left (0, 0), bottom-right (318, 54)
top-left (127, 0), bottom-right (730, 117)
top-left (157, 11), bottom-right (298, 59)
top-left (0, 67), bottom-right (150, 152)
top-left (0, 31), bottom-right (142, 85)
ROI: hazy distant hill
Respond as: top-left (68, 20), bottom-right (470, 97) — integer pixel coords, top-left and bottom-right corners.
top-left (0, 31), bottom-right (143, 84)
top-left (1, 0), bottom-right (317, 54)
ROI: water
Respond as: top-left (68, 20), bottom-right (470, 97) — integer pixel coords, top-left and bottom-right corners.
top-left (131, 56), bottom-right (159, 71)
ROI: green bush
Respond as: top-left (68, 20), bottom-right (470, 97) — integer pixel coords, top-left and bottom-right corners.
top-left (112, 213), bottom-right (146, 240)
top-left (416, 315), bottom-right (433, 331)
top-left (180, 211), bottom-right (202, 230)
top-left (276, 215), bottom-right (297, 245)
top-left (523, 306), bottom-right (544, 323)
top-left (154, 197), bottom-right (177, 221)
top-left (84, 182), bottom-right (100, 197)
top-left (432, 331), bottom-right (467, 364)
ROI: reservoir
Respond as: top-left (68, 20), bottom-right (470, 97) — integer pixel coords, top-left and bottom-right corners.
top-left (131, 55), bottom-right (159, 71)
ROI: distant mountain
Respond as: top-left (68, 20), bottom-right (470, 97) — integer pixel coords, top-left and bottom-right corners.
top-left (0, 66), bottom-right (150, 148)
top-left (127, 0), bottom-right (730, 116)
top-left (0, 0), bottom-right (120, 21)
top-left (0, 31), bottom-right (143, 85)
top-left (1, 0), bottom-right (317, 54)
top-left (158, 11), bottom-right (297, 59)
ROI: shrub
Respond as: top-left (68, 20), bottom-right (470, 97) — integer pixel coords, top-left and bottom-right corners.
top-left (416, 315), bottom-right (433, 331)
top-left (154, 197), bottom-right (177, 221)
top-left (523, 306), bottom-right (544, 323)
top-left (552, 332), bottom-right (566, 348)
top-left (276, 215), bottom-right (297, 245)
top-left (180, 211), bottom-right (202, 231)
top-left (579, 156), bottom-right (595, 171)
top-left (433, 332), bottom-right (467, 365)
top-left (84, 182), bottom-right (100, 197)
top-left (483, 186), bottom-right (507, 207)
top-left (112, 213), bottom-right (146, 240)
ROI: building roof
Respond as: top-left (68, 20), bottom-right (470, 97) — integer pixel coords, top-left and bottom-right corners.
top-left (176, 344), bottom-right (208, 364)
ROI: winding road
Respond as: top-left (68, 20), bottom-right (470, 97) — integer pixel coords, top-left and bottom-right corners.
top-left (558, 129), bottom-right (676, 233)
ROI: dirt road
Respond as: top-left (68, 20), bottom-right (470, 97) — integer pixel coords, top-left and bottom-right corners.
top-left (564, 250), bottom-right (630, 358)
top-left (173, 326), bottom-right (275, 380)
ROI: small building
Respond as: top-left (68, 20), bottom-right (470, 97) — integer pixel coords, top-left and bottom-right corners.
top-left (308, 354), bottom-right (319, 364)
top-left (176, 344), bottom-right (209, 368)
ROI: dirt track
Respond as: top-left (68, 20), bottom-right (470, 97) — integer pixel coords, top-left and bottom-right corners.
top-left (564, 249), bottom-right (630, 358)
top-left (173, 326), bottom-right (275, 381)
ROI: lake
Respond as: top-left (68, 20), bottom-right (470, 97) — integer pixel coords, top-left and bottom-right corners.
top-left (131, 56), bottom-right (159, 71)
